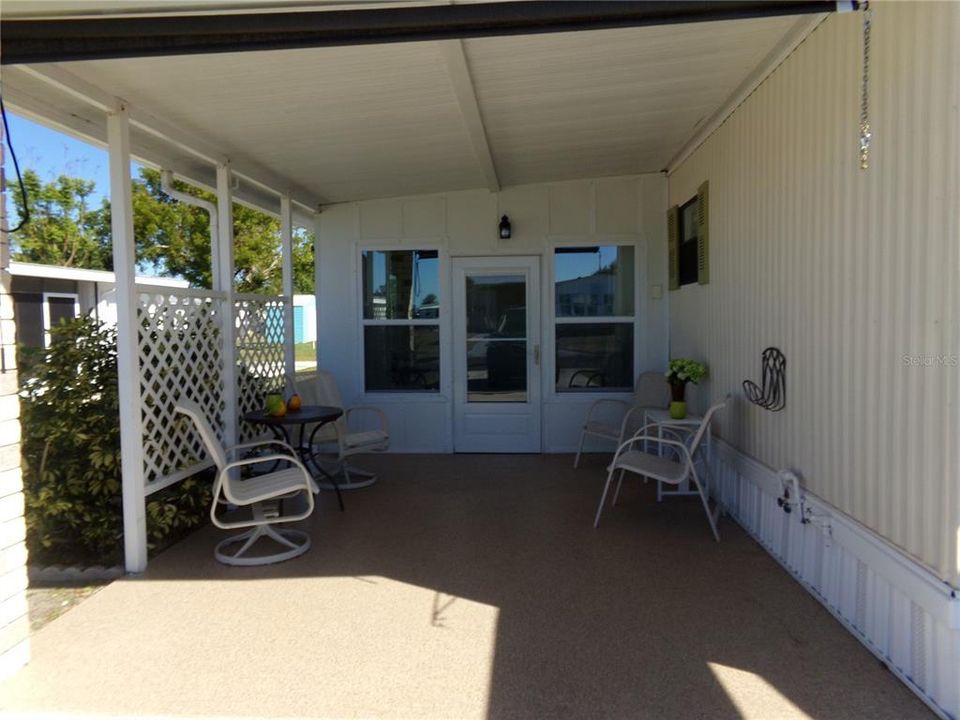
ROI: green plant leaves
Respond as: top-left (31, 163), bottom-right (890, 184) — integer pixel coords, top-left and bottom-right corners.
top-left (20, 316), bottom-right (211, 566)
top-left (665, 358), bottom-right (708, 386)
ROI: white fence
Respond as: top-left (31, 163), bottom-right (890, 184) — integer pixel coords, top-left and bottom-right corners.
top-left (137, 286), bottom-right (288, 493)
top-left (235, 294), bottom-right (287, 441)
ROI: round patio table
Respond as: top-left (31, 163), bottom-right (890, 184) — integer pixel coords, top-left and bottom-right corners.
top-left (243, 405), bottom-right (345, 512)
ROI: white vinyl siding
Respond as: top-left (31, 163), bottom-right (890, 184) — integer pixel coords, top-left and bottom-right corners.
top-left (318, 174), bottom-right (669, 453)
top-left (668, 3), bottom-right (960, 585)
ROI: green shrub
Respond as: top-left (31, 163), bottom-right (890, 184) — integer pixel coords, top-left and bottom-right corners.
top-left (20, 316), bottom-right (211, 566)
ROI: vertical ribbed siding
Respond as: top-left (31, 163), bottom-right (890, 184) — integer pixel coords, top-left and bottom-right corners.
top-left (668, 2), bottom-right (960, 585)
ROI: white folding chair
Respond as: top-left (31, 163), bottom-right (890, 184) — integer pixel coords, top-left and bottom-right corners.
top-left (593, 396), bottom-right (728, 541)
top-left (573, 371), bottom-right (670, 468)
top-left (293, 370), bottom-right (390, 489)
top-left (175, 397), bottom-right (317, 566)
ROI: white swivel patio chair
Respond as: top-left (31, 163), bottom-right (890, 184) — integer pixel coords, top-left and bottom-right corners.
top-left (593, 396), bottom-right (728, 541)
top-left (573, 371), bottom-right (670, 468)
top-left (175, 397), bottom-right (317, 566)
top-left (294, 370), bottom-right (390, 489)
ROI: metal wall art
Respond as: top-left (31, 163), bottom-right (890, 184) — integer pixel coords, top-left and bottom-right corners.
top-left (743, 347), bottom-right (786, 412)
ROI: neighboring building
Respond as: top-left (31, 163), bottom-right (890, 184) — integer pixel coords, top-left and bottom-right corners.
top-left (9, 261), bottom-right (318, 349)
top-left (8, 261), bottom-right (188, 348)
top-left (291, 294), bottom-right (317, 345)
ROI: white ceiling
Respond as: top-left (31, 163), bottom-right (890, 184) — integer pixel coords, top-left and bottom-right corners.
top-left (3, 10), bottom-right (801, 207)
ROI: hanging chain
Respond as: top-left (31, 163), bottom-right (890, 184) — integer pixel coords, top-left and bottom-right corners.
top-left (859, 2), bottom-right (873, 170)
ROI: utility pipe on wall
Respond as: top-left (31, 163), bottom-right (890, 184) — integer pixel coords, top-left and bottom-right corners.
top-left (160, 170), bottom-right (220, 283)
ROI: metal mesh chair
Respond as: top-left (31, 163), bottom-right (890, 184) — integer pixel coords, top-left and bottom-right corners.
top-left (593, 396), bottom-right (728, 541)
top-left (573, 371), bottom-right (670, 468)
top-left (175, 397), bottom-right (317, 566)
top-left (293, 370), bottom-right (390, 489)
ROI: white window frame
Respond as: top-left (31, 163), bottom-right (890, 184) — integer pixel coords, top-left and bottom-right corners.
top-left (356, 243), bottom-right (450, 402)
top-left (546, 239), bottom-right (643, 400)
top-left (41, 292), bottom-right (80, 348)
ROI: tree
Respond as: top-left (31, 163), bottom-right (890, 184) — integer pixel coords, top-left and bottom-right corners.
top-left (10, 169), bottom-right (112, 269)
top-left (132, 168), bottom-right (316, 294)
top-left (20, 316), bottom-right (212, 565)
top-left (13, 166), bottom-right (316, 294)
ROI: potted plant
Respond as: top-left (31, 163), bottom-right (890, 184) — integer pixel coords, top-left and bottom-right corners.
top-left (665, 358), bottom-right (708, 419)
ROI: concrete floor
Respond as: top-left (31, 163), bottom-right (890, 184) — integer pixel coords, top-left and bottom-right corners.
top-left (0, 454), bottom-right (933, 719)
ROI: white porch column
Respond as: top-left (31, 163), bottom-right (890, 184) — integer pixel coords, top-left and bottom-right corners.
top-left (313, 210), bottom-right (322, 370)
top-left (108, 102), bottom-right (147, 573)
top-left (280, 196), bottom-right (295, 377)
top-left (215, 163), bottom-right (238, 448)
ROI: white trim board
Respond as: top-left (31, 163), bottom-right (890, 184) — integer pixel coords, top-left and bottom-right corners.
top-left (41, 292), bottom-right (79, 348)
top-left (11, 260), bottom-right (190, 288)
top-left (709, 439), bottom-right (959, 720)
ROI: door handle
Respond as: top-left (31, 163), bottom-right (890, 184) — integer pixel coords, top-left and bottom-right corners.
top-left (533, 343), bottom-right (540, 367)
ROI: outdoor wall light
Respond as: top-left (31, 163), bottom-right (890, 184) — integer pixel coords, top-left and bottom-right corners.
top-left (498, 215), bottom-right (512, 239)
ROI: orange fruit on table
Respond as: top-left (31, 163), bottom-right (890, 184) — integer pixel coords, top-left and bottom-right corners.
top-left (272, 402), bottom-right (287, 418)
top-left (287, 393), bottom-right (302, 412)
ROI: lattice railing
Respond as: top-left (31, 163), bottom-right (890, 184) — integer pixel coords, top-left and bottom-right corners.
top-left (235, 294), bottom-right (288, 441)
top-left (138, 287), bottom-right (227, 491)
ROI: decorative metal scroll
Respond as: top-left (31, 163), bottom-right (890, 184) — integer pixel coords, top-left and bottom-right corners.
top-left (743, 347), bottom-right (786, 412)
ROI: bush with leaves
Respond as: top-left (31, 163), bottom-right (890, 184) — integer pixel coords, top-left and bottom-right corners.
top-left (20, 316), bottom-right (211, 566)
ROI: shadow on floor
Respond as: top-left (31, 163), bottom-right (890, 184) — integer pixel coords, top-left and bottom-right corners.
top-left (0, 454), bottom-right (932, 719)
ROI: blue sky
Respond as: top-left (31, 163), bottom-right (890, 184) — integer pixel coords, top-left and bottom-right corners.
top-left (6, 112), bottom-right (163, 274)
top-left (555, 246), bottom-right (619, 283)
top-left (7, 113), bottom-right (113, 206)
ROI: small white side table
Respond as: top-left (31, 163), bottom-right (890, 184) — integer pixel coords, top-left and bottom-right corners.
top-left (643, 408), bottom-right (713, 501)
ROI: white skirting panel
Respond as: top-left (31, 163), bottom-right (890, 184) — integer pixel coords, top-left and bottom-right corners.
top-left (710, 440), bottom-right (960, 720)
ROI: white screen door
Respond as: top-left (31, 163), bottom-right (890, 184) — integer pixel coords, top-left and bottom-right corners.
top-left (453, 256), bottom-right (541, 453)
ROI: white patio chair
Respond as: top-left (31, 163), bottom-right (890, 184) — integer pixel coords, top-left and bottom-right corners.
top-left (573, 371), bottom-right (670, 468)
top-left (593, 396), bottom-right (728, 541)
top-left (175, 397), bottom-right (317, 566)
top-left (294, 370), bottom-right (390, 489)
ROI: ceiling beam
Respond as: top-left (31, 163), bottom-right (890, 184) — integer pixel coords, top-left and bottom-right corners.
top-left (1, 1), bottom-right (858, 64)
top-left (441, 40), bottom-right (499, 193)
top-left (12, 63), bottom-right (322, 214)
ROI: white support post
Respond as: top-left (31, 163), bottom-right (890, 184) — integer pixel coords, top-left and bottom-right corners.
top-left (216, 163), bottom-right (238, 448)
top-left (108, 103), bottom-right (147, 573)
top-left (313, 210), bottom-right (322, 370)
top-left (280, 196), bottom-right (295, 378)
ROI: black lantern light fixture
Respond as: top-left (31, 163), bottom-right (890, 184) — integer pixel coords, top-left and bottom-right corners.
top-left (498, 215), bottom-right (512, 240)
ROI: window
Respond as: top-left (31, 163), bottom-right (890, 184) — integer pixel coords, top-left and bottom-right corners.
top-left (42, 292), bottom-right (79, 347)
top-left (668, 180), bottom-right (709, 289)
top-left (678, 197), bottom-right (699, 286)
top-left (554, 246), bottom-right (635, 392)
top-left (361, 249), bottom-right (440, 392)
top-left (465, 274), bottom-right (527, 403)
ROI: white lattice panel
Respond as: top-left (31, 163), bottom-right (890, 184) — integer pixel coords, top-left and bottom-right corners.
top-left (235, 296), bottom-right (288, 441)
top-left (138, 289), bottom-right (226, 488)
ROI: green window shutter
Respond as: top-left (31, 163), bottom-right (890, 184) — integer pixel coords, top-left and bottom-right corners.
top-left (667, 204), bottom-right (679, 291)
top-left (696, 180), bottom-right (709, 285)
